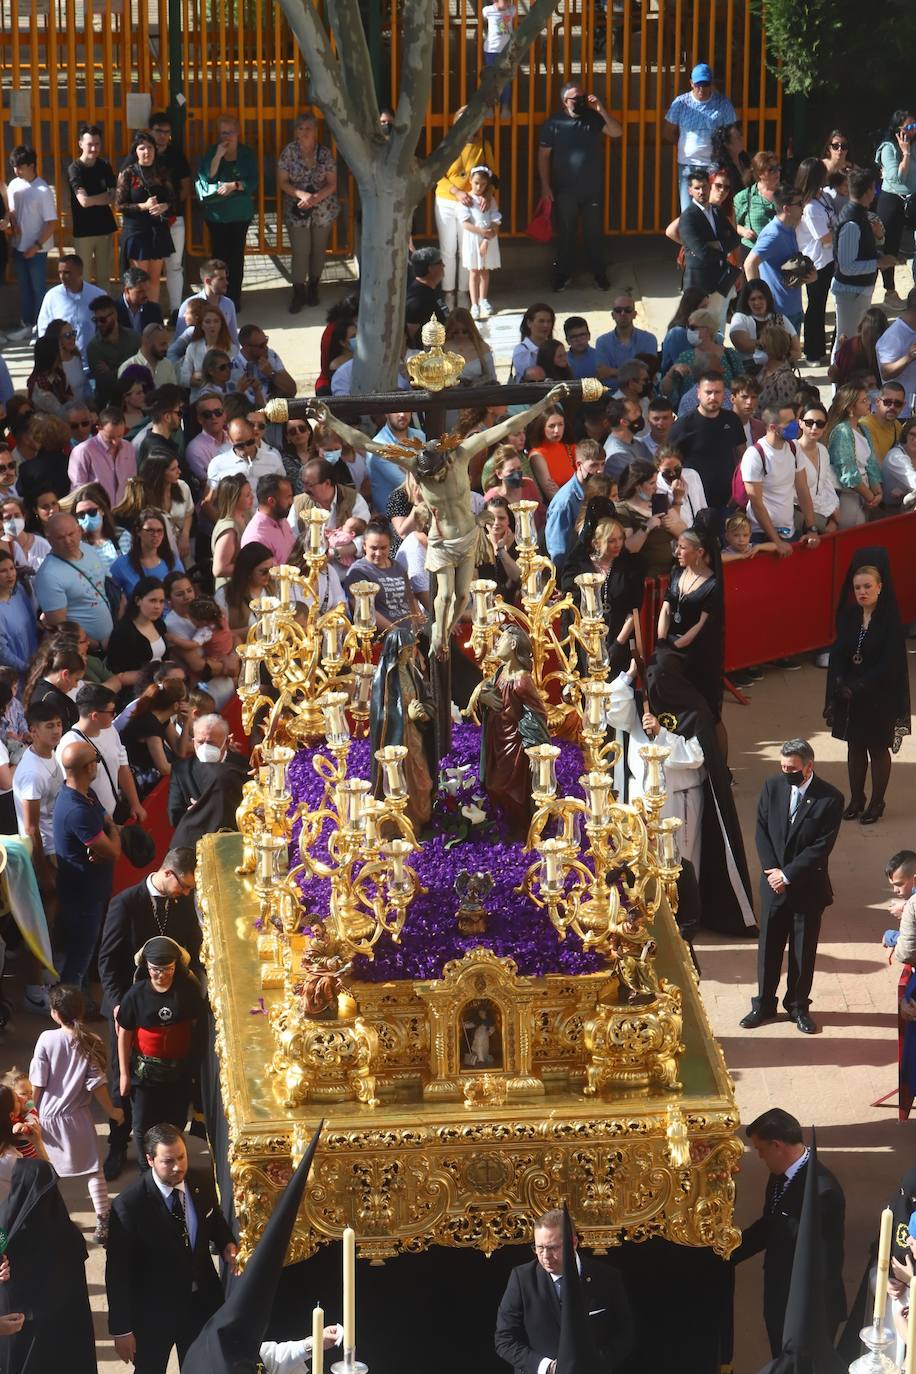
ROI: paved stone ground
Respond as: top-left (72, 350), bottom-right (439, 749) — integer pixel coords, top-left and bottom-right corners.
top-left (1, 237), bottom-right (914, 1371)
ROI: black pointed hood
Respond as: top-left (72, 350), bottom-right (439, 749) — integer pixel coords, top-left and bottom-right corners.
top-left (182, 1122), bottom-right (323, 1374)
top-left (556, 1203), bottom-right (602, 1374)
top-left (757, 1128), bottom-right (846, 1374)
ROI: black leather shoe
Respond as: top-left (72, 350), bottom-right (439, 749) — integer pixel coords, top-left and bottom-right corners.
top-left (860, 801), bottom-right (885, 825)
top-left (795, 1013), bottom-right (817, 1034)
top-left (842, 798), bottom-right (865, 820)
top-left (740, 1008), bottom-right (774, 1029)
top-left (103, 1147), bottom-right (126, 1182)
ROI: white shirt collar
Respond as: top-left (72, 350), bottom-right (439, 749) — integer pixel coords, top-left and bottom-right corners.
top-left (151, 1172), bottom-right (186, 1201)
top-left (793, 773), bottom-right (814, 800)
top-left (784, 1147), bottom-right (808, 1183)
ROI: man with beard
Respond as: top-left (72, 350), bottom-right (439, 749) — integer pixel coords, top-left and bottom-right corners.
top-left (97, 847), bottom-right (203, 1178)
top-left (87, 294), bottom-right (140, 404)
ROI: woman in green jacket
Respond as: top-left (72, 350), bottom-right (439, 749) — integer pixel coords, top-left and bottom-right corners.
top-left (195, 113), bottom-right (258, 310)
top-left (824, 383), bottom-right (883, 528)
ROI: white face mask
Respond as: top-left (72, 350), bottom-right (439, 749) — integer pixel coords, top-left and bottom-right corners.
top-left (686, 328), bottom-right (701, 346)
top-left (2, 517), bottom-right (24, 537)
top-left (195, 742), bottom-right (224, 764)
top-left (752, 347), bottom-right (768, 366)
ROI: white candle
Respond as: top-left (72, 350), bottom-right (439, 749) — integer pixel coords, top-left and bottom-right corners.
top-left (343, 1226), bottom-right (356, 1351)
top-left (312, 1304), bottom-right (324, 1374)
top-left (874, 1205), bottom-right (894, 1325)
top-left (906, 1275), bottom-right (916, 1374)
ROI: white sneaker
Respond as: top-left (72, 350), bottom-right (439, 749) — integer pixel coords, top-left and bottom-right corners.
top-left (22, 985), bottom-right (50, 1015)
top-left (479, 299), bottom-right (492, 319)
top-left (884, 290), bottom-right (903, 308)
top-left (0, 322), bottom-right (33, 344)
top-left (470, 302), bottom-right (481, 320)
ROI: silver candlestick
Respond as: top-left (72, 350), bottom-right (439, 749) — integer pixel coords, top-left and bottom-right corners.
top-left (848, 1320), bottom-right (898, 1373)
top-left (332, 1352), bottom-right (368, 1374)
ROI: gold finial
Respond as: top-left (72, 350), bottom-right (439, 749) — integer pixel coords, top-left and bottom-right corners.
top-left (405, 316), bottom-right (466, 392)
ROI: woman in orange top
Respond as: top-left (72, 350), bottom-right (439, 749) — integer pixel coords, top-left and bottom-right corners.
top-left (435, 106), bottom-right (497, 310)
top-left (526, 405), bottom-right (575, 501)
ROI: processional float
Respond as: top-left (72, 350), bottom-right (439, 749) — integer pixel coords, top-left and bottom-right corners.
top-left (198, 322), bottom-right (742, 1275)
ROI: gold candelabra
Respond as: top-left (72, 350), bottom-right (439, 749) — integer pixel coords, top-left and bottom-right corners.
top-left (468, 500), bottom-right (620, 735)
top-left (235, 506), bottom-right (375, 745)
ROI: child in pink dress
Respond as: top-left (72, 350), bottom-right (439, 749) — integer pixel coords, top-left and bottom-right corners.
top-left (28, 985), bottom-right (124, 1245)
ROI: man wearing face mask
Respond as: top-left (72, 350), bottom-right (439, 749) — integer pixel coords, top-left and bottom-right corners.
top-left (602, 397), bottom-right (651, 480)
top-left (612, 359), bottom-right (652, 419)
top-left (739, 403), bottom-right (820, 559)
top-left (740, 738), bottom-right (844, 1036)
top-left (168, 714), bottom-right (247, 848)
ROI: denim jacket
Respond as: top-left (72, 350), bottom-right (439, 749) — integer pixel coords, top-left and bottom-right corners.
top-left (827, 420), bottom-right (880, 491)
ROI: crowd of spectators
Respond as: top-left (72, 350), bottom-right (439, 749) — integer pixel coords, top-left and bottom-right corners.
top-left (0, 59), bottom-right (914, 1374)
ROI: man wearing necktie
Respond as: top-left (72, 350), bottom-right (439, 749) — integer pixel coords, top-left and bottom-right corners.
top-left (97, 847), bottom-right (203, 1181)
top-left (106, 1122), bottom-right (238, 1374)
top-left (732, 1108), bottom-right (846, 1356)
top-left (495, 1208), bottom-right (634, 1374)
top-left (740, 738), bottom-right (843, 1035)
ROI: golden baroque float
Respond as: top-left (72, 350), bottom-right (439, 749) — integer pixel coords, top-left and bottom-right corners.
top-left (198, 484), bottom-right (742, 1267)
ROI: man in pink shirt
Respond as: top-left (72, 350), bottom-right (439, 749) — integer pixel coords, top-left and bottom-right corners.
top-left (67, 406), bottom-right (137, 504)
top-left (185, 392), bottom-right (228, 481)
top-left (239, 473), bottom-right (295, 564)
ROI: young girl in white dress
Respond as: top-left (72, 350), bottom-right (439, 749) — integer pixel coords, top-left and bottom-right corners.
top-left (459, 165), bottom-right (501, 321)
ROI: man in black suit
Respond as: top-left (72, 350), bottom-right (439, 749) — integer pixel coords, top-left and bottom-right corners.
top-left (107, 1122), bottom-right (238, 1374)
top-left (115, 265), bottom-right (164, 333)
top-left (495, 1208), bottom-right (634, 1374)
top-left (740, 737), bottom-right (843, 1034)
top-left (97, 846), bottom-right (202, 1179)
top-left (733, 1108), bottom-right (846, 1357)
top-left (680, 168), bottom-right (739, 296)
top-left (167, 713), bottom-right (247, 848)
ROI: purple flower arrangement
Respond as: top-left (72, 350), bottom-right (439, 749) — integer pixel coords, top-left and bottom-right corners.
top-left (286, 723), bottom-right (604, 983)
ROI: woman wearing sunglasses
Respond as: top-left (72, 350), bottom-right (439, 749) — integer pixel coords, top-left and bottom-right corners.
top-left (794, 402), bottom-right (839, 534)
top-left (60, 482), bottom-right (130, 573)
top-left (821, 129), bottom-right (851, 182)
top-left (190, 347), bottom-right (233, 404)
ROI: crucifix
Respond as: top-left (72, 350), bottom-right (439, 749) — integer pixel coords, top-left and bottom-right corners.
top-left (264, 322), bottom-right (605, 736)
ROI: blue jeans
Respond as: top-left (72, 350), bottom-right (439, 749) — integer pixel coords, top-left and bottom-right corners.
top-left (677, 166), bottom-right (692, 212)
top-left (483, 49), bottom-right (510, 110)
top-left (11, 248), bottom-right (48, 326)
top-left (56, 880), bottom-right (111, 989)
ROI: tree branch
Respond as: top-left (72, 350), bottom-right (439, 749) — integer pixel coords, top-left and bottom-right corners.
top-left (416, 0), bottom-right (558, 190)
top-left (274, 0), bottom-right (373, 174)
top-left (391, 0), bottom-right (437, 157)
top-left (326, 0), bottom-right (380, 137)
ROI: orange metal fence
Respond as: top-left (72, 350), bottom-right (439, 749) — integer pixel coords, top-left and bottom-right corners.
top-left (0, 0), bottom-right (782, 265)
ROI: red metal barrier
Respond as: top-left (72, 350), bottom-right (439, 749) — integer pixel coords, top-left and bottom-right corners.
top-left (635, 511), bottom-right (916, 675)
